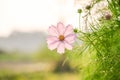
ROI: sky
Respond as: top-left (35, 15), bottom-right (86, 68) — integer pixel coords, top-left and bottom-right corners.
top-left (0, 0), bottom-right (80, 37)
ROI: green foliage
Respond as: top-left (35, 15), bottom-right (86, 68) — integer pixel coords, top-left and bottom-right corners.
top-left (74, 0), bottom-right (120, 80)
top-left (0, 71), bottom-right (80, 80)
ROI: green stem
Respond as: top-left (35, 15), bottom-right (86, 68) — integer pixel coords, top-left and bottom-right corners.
top-left (79, 13), bottom-right (81, 30)
top-left (85, 35), bottom-right (103, 57)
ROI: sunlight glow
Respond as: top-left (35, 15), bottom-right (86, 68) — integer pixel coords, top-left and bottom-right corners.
top-left (0, 0), bottom-right (78, 37)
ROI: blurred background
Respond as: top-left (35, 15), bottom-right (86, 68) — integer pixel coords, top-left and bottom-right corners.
top-left (0, 0), bottom-right (90, 80)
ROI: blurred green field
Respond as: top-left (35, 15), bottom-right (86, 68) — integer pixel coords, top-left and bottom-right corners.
top-left (0, 47), bottom-right (81, 80)
top-left (0, 71), bottom-right (80, 80)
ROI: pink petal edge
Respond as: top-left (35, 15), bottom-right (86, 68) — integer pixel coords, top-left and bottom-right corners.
top-left (48, 25), bottom-right (59, 37)
top-left (64, 41), bottom-right (73, 50)
top-left (48, 41), bottom-right (60, 50)
top-left (57, 22), bottom-right (65, 35)
top-left (47, 36), bottom-right (58, 44)
top-left (65, 34), bottom-right (76, 44)
top-left (64, 25), bottom-right (73, 36)
top-left (57, 42), bottom-right (65, 54)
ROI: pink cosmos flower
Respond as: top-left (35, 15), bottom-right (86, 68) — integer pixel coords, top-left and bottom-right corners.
top-left (47, 22), bottom-right (76, 54)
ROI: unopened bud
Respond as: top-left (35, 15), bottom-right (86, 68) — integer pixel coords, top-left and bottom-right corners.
top-left (105, 14), bottom-right (112, 20)
top-left (74, 28), bottom-right (78, 33)
top-left (86, 5), bottom-right (91, 10)
top-left (77, 9), bottom-right (82, 13)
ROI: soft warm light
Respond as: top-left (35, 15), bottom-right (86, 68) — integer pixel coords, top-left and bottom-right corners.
top-left (0, 0), bottom-right (77, 37)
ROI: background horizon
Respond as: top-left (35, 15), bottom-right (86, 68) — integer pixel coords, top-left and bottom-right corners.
top-left (0, 0), bottom-right (81, 37)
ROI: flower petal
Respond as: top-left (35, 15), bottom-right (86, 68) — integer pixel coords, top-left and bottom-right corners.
top-left (48, 41), bottom-right (60, 50)
top-left (48, 25), bottom-right (58, 36)
top-left (57, 22), bottom-right (65, 35)
top-left (65, 34), bottom-right (76, 44)
top-left (47, 36), bottom-right (58, 44)
top-left (64, 25), bottom-right (73, 36)
top-left (64, 41), bottom-right (73, 50)
top-left (57, 42), bottom-right (65, 54)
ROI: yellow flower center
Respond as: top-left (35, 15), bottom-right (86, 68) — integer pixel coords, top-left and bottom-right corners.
top-left (59, 35), bottom-right (65, 41)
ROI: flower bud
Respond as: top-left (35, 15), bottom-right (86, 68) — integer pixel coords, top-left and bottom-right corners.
top-left (74, 28), bottom-right (78, 33)
top-left (105, 14), bottom-right (112, 20)
top-left (86, 5), bottom-right (91, 10)
top-left (77, 9), bottom-right (82, 13)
